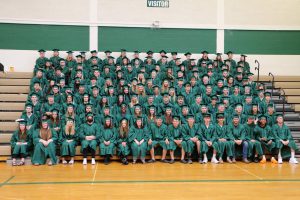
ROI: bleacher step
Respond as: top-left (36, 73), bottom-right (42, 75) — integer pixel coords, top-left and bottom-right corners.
top-left (0, 103), bottom-right (25, 111)
top-left (0, 72), bottom-right (33, 79)
top-left (0, 122), bottom-right (17, 132)
top-left (0, 112), bottom-right (21, 121)
top-left (0, 79), bottom-right (30, 86)
top-left (0, 94), bottom-right (28, 102)
top-left (0, 134), bottom-right (12, 144)
top-left (0, 86), bottom-right (29, 94)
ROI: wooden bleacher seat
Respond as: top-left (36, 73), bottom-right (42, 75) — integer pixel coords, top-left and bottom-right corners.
top-left (0, 122), bottom-right (18, 132)
top-left (0, 79), bottom-right (30, 86)
top-left (258, 76), bottom-right (300, 82)
top-left (0, 112), bottom-right (21, 120)
top-left (0, 72), bottom-right (33, 79)
top-left (0, 86), bottom-right (29, 94)
top-left (0, 103), bottom-right (25, 111)
top-left (0, 94), bottom-right (28, 102)
top-left (275, 82), bottom-right (300, 89)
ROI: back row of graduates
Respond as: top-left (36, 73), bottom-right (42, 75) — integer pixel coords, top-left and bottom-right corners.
top-left (10, 49), bottom-right (298, 166)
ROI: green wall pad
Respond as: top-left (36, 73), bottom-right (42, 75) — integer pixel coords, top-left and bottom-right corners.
top-left (0, 23), bottom-right (89, 51)
top-left (99, 27), bottom-right (216, 53)
top-left (225, 30), bottom-right (300, 55)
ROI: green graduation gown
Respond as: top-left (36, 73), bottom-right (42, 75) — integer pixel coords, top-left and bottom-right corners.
top-left (148, 123), bottom-right (168, 150)
top-left (31, 128), bottom-right (58, 165)
top-left (99, 127), bottom-right (117, 156)
top-left (167, 124), bottom-right (184, 151)
top-left (117, 131), bottom-right (131, 156)
top-left (273, 124), bottom-right (298, 158)
top-left (128, 126), bottom-right (149, 160)
top-left (79, 122), bottom-right (99, 152)
top-left (182, 123), bottom-right (200, 154)
top-left (215, 124), bottom-right (234, 157)
top-left (199, 124), bottom-right (219, 153)
top-left (244, 123), bottom-right (263, 157)
top-left (254, 125), bottom-right (277, 153)
top-left (10, 130), bottom-right (32, 157)
top-left (60, 127), bottom-right (78, 157)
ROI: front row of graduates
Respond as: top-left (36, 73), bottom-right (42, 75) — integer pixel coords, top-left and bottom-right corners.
top-left (11, 111), bottom-right (298, 166)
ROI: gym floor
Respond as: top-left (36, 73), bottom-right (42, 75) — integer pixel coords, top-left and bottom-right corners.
top-left (0, 161), bottom-right (299, 199)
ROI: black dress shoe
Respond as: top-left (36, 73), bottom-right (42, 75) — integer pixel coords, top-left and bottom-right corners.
top-left (253, 157), bottom-right (259, 163)
top-left (147, 159), bottom-right (156, 163)
top-left (180, 159), bottom-right (188, 164)
top-left (161, 159), bottom-right (170, 163)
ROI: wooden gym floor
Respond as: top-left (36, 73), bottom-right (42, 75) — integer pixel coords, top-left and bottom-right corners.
top-left (0, 161), bottom-right (299, 200)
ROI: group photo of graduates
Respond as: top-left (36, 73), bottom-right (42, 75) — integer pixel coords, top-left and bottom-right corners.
top-left (10, 48), bottom-right (299, 166)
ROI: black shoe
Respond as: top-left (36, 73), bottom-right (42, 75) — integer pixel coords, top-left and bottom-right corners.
top-left (161, 159), bottom-right (169, 163)
top-left (122, 157), bottom-right (128, 165)
top-left (253, 157), bottom-right (259, 163)
top-left (180, 159), bottom-right (188, 164)
top-left (169, 159), bottom-right (175, 164)
top-left (104, 157), bottom-right (109, 165)
top-left (104, 155), bottom-right (110, 165)
top-left (147, 159), bottom-right (156, 163)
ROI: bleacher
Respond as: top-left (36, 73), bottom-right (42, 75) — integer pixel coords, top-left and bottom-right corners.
top-left (0, 72), bottom-right (32, 160)
top-left (0, 53), bottom-right (300, 163)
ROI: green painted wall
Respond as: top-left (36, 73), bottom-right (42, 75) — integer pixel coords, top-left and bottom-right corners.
top-left (225, 30), bottom-right (300, 55)
top-left (0, 23), bottom-right (89, 51)
top-left (99, 27), bottom-right (216, 53)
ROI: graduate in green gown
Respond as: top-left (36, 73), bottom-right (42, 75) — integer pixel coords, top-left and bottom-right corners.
top-left (117, 118), bottom-right (130, 165)
top-left (10, 119), bottom-right (32, 166)
top-left (254, 115), bottom-right (278, 164)
top-left (60, 118), bottom-right (78, 165)
top-left (79, 112), bottom-right (99, 165)
top-left (20, 103), bottom-right (38, 132)
top-left (273, 114), bottom-right (299, 164)
top-left (167, 116), bottom-right (184, 163)
top-left (228, 115), bottom-right (250, 163)
top-left (129, 117), bottom-right (149, 164)
top-left (99, 116), bottom-right (116, 165)
top-left (181, 115), bottom-right (201, 164)
top-left (31, 120), bottom-right (58, 166)
top-left (244, 115), bottom-right (263, 163)
top-left (215, 113), bottom-right (234, 163)
top-left (147, 115), bottom-right (170, 163)
top-left (50, 49), bottom-right (62, 68)
top-left (199, 113), bottom-right (219, 164)
top-left (35, 49), bottom-right (48, 70)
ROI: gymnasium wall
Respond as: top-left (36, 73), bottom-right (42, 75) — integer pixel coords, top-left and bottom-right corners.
top-left (0, 0), bottom-right (299, 76)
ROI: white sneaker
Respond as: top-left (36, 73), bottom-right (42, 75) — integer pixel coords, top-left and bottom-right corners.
top-left (278, 158), bottom-right (283, 164)
top-left (83, 158), bottom-right (87, 165)
top-left (211, 157), bottom-right (219, 164)
top-left (62, 160), bottom-right (67, 164)
top-left (69, 159), bottom-right (74, 165)
top-left (91, 158), bottom-right (96, 165)
top-left (203, 157), bottom-right (208, 164)
top-left (289, 158), bottom-right (299, 164)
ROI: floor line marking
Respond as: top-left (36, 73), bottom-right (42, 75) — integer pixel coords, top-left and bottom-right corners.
top-left (91, 162), bottom-right (98, 185)
top-left (0, 176), bottom-right (15, 188)
top-left (233, 164), bottom-right (264, 180)
top-left (4, 179), bottom-right (300, 186)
